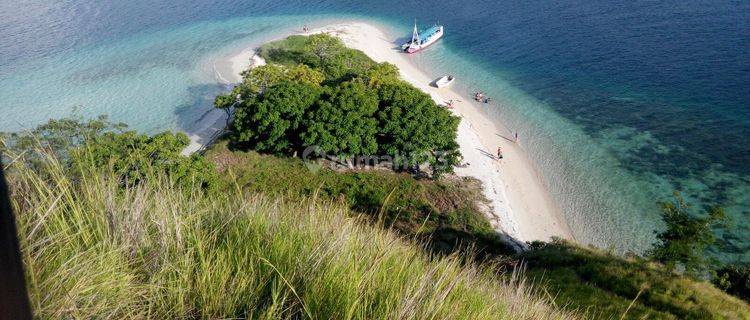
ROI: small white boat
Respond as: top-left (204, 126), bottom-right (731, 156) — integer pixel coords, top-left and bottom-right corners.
top-left (434, 75), bottom-right (454, 88)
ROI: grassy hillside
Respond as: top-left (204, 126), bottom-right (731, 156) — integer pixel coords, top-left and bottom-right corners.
top-left (232, 33), bottom-right (750, 319)
top-left (5, 123), bottom-right (750, 319)
top-left (521, 241), bottom-right (750, 319)
top-left (206, 140), bottom-right (517, 257)
top-left (7, 147), bottom-right (575, 319)
top-left (207, 140), bottom-right (750, 320)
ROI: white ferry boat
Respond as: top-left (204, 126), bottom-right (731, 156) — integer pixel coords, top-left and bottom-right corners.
top-left (401, 22), bottom-right (444, 54)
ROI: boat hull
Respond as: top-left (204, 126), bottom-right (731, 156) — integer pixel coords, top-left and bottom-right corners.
top-left (434, 75), bottom-right (454, 88)
top-left (406, 39), bottom-right (438, 53)
top-left (404, 26), bottom-right (443, 54)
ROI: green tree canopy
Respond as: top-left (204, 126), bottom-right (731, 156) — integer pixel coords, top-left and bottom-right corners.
top-left (239, 64), bottom-right (324, 97)
top-left (213, 90), bottom-right (237, 110)
top-left (647, 193), bottom-right (726, 276)
top-left (213, 87), bottom-right (241, 126)
top-left (365, 62), bottom-right (400, 88)
top-left (219, 64), bottom-right (325, 129)
top-left (324, 49), bottom-right (374, 81)
top-left (305, 33), bottom-right (345, 67)
top-left (229, 34), bottom-right (462, 177)
top-left (72, 131), bottom-right (217, 189)
top-left (1, 115), bottom-right (126, 164)
top-left (302, 81), bottom-right (379, 156)
top-left (376, 82), bottom-right (460, 175)
top-left (233, 81), bottom-right (322, 154)
top-left (1, 116), bottom-right (217, 190)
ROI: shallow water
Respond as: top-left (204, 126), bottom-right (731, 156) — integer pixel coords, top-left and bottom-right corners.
top-left (1, 0), bottom-right (748, 262)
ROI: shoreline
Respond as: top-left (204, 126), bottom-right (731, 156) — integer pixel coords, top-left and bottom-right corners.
top-left (190, 21), bottom-right (573, 243)
top-left (180, 48), bottom-right (265, 155)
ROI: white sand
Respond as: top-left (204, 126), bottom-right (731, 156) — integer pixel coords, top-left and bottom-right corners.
top-left (185, 21), bottom-right (573, 244)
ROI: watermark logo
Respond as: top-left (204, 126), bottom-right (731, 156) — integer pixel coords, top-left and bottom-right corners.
top-left (301, 145), bottom-right (326, 173)
top-left (300, 145), bottom-right (457, 174)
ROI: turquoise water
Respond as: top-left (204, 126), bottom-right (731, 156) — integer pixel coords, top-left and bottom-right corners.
top-left (1, 1), bottom-right (748, 261)
top-left (391, 33), bottom-right (662, 252)
top-left (0, 14), bottom-right (345, 133)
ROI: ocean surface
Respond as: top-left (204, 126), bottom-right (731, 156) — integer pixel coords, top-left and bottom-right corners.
top-left (1, 0), bottom-right (748, 262)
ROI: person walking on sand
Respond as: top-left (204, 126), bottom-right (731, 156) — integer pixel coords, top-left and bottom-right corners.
top-left (514, 131), bottom-right (518, 143)
top-left (496, 147), bottom-right (503, 160)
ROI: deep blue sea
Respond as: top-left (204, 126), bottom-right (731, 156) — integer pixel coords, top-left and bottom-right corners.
top-left (1, 0), bottom-right (748, 262)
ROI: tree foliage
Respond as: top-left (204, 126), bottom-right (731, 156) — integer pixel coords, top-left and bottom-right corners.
top-left (233, 81), bottom-right (321, 154)
top-left (376, 82), bottom-right (460, 176)
top-left (227, 34), bottom-right (461, 177)
top-left (365, 62), bottom-right (400, 88)
top-left (302, 81), bottom-right (378, 156)
top-left (239, 64), bottom-right (324, 96)
top-left (1, 116), bottom-right (216, 190)
top-left (213, 91), bottom-right (236, 111)
top-left (213, 88), bottom-right (240, 127)
top-left (714, 264), bottom-right (750, 302)
top-left (260, 33), bottom-right (374, 81)
top-left (73, 131), bottom-right (217, 189)
top-left (1, 115), bottom-right (127, 169)
top-left (322, 49), bottom-right (374, 81)
top-left (647, 193), bottom-right (726, 276)
top-left (305, 33), bottom-right (345, 67)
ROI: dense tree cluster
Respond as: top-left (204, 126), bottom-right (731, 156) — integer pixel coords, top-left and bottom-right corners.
top-left (0, 115), bottom-right (127, 167)
top-left (73, 130), bottom-right (217, 188)
top-left (1, 116), bottom-right (217, 190)
top-left (216, 34), bottom-right (460, 176)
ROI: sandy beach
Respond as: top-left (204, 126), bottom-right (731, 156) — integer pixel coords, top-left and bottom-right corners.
top-left (192, 21), bottom-right (573, 244)
top-left (180, 50), bottom-right (265, 155)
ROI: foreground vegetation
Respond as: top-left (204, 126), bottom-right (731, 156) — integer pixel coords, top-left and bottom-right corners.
top-left (206, 141), bottom-right (750, 319)
top-left (206, 140), bottom-right (517, 257)
top-left (8, 127), bottom-right (747, 318)
top-left (6, 146), bottom-right (574, 319)
top-left (521, 241), bottom-right (750, 319)
top-left (5, 116), bottom-right (750, 319)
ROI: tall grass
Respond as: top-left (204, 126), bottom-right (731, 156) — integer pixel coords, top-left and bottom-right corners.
top-left (6, 148), bottom-right (578, 319)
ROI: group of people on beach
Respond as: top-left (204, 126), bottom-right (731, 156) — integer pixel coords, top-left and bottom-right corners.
top-left (474, 91), bottom-right (492, 104)
top-left (302, 25), bottom-right (309, 33)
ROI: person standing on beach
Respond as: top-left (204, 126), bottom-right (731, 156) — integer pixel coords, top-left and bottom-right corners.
top-left (496, 147), bottom-right (503, 160)
top-left (514, 131), bottom-right (518, 143)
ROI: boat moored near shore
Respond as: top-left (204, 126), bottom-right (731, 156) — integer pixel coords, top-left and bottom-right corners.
top-left (401, 22), bottom-right (443, 53)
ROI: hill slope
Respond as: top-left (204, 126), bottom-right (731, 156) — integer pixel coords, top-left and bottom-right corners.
top-left (7, 150), bottom-right (574, 319)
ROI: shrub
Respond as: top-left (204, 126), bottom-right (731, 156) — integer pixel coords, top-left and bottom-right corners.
top-left (714, 264), bottom-right (750, 302)
top-left (2, 117), bottom-right (217, 191)
top-left (520, 240), bottom-right (750, 319)
top-left (647, 193), bottom-right (726, 276)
